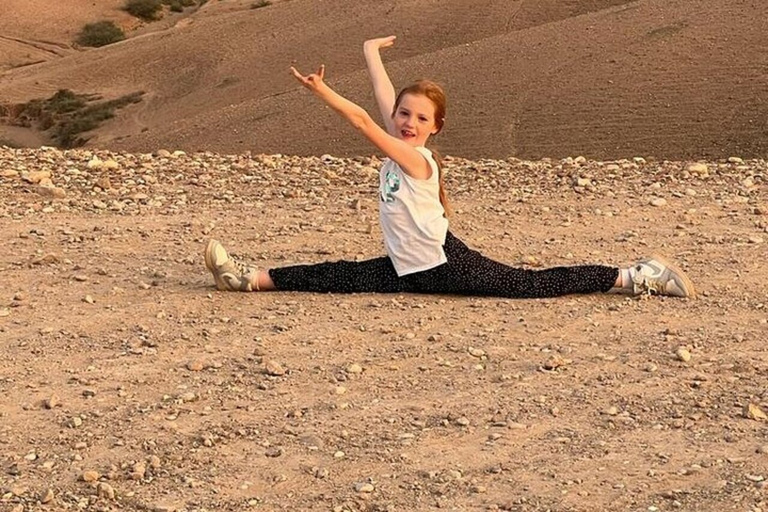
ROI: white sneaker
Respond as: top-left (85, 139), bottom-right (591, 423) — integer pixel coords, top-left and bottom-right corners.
top-left (204, 239), bottom-right (258, 292)
top-left (629, 255), bottom-right (696, 298)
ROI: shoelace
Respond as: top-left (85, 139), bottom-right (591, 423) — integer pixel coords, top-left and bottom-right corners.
top-left (632, 273), bottom-right (661, 296)
top-left (230, 256), bottom-right (259, 291)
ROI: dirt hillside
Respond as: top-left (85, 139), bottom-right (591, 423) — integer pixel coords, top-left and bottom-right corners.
top-left (1, 0), bottom-right (766, 160)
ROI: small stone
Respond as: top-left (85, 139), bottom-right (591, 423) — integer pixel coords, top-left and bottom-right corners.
top-left (70, 416), bottom-right (83, 428)
top-left (574, 177), bottom-right (591, 187)
top-left (757, 445), bottom-right (768, 454)
top-left (44, 395), bottom-right (59, 409)
top-left (131, 462), bottom-right (147, 480)
top-left (148, 455), bottom-right (161, 469)
top-left (346, 363), bottom-right (363, 374)
top-left (748, 236), bottom-right (764, 244)
top-left (468, 347), bottom-right (486, 358)
top-left (354, 482), bottom-right (374, 493)
top-left (746, 403), bottom-right (768, 421)
top-left (83, 295), bottom-right (95, 304)
top-left (264, 360), bottom-right (286, 376)
top-left (186, 360), bottom-right (204, 371)
top-left (455, 417), bottom-right (470, 427)
top-left (543, 354), bottom-right (568, 370)
top-left (36, 185), bottom-right (67, 198)
top-left (41, 488), bottom-right (54, 503)
top-left (471, 484), bottom-right (487, 493)
top-left (265, 447), bottom-right (284, 458)
top-left (97, 482), bottom-right (115, 500)
top-left (727, 156), bottom-right (744, 164)
top-left (686, 163), bottom-right (709, 176)
top-left (676, 348), bottom-right (692, 363)
top-left (604, 406), bottom-right (619, 416)
top-left (650, 197), bottom-right (667, 207)
top-left (81, 470), bottom-right (100, 482)
top-left (96, 177), bottom-right (112, 190)
top-left (24, 170), bottom-right (51, 184)
top-left (87, 157), bottom-right (104, 169)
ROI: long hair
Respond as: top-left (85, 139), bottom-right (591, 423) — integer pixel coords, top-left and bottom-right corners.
top-left (393, 80), bottom-right (451, 216)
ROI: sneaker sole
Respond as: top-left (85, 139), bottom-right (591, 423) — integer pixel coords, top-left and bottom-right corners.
top-left (650, 253), bottom-right (697, 298)
top-left (204, 239), bottom-right (227, 291)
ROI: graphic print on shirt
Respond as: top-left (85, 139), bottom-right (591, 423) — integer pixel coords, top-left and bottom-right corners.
top-left (380, 168), bottom-right (401, 203)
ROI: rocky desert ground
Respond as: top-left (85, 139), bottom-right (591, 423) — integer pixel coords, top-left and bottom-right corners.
top-left (1, 146), bottom-right (767, 511)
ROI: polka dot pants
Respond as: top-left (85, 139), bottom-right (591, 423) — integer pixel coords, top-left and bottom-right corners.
top-left (269, 231), bottom-right (619, 298)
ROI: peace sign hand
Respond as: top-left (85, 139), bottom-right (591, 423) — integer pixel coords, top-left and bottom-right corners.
top-left (290, 64), bottom-right (326, 93)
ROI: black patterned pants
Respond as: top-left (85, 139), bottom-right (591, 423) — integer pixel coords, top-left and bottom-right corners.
top-left (269, 232), bottom-right (618, 298)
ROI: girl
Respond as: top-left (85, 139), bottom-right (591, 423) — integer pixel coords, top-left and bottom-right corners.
top-left (204, 36), bottom-right (695, 299)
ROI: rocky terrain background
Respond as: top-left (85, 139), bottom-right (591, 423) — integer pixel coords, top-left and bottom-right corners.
top-left (1, 145), bottom-right (766, 511)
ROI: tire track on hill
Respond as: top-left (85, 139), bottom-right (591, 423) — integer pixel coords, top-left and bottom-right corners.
top-left (0, 35), bottom-right (73, 57)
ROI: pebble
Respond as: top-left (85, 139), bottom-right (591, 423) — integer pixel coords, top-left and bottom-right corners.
top-left (132, 461), bottom-right (147, 480)
top-left (264, 360), bottom-right (286, 376)
top-left (746, 403), bottom-right (768, 421)
top-left (186, 360), bottom-right (205, 371)
top-left (676, 348), bottom-right (692, 363)
top-left (97, 482), bottom-right (116, 499)
top-left (686, 163), bottom-right (709, 175)
top-left (81, 470), bottom-right (100, 482)
top-left (41, 488), bottom-right (54, 503)
top-left (354, 482), bottom-right (374, 493)
top-left (44, 395), bottom-right (59, 409)
top-left (455, 416), bottom-right (470, 427)
top-left (468, 347), bottom-right (486, 358)
top-left (346, 363), bottom-right (363, 374)
top-left (650, 197), bottom-right (668, 207)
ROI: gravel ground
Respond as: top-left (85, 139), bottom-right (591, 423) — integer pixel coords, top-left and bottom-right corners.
top-left (1, 146), bottom-right (767, 512)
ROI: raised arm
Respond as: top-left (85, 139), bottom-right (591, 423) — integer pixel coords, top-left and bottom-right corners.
top-left (363, 36), bottom-right (397, 135)
top-left (291, 65), bottom-right (432, 180)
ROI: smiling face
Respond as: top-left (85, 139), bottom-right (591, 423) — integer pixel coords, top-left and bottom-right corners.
top-left (392, 93), bottom-right (440, 147)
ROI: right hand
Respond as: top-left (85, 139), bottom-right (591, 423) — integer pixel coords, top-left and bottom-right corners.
top-left (290, 64), bottom-right (326, 94)
top-left (364, 36), bottom-right (396, 51)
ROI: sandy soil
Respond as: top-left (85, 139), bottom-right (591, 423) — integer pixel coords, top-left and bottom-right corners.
top-left (1, 147), bottom-right (767, 511)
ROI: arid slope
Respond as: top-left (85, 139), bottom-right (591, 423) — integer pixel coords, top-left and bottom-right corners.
top-left (0, 0), bottom-right (766, 160)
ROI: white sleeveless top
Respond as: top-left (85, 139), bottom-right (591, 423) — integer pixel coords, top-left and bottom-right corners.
top-left (378, 147), bottom-right (449, 276)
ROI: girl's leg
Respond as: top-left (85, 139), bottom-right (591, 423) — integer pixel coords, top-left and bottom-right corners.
top-left (205, 239), bottom-right (402, 294)
top-left (268, 257), bottom-right (402, 293)
top-left (402, 233), bottom-right (618, 298)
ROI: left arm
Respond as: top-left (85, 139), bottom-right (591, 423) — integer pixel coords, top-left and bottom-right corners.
top-left (291, 65), bottom-right (432, 180)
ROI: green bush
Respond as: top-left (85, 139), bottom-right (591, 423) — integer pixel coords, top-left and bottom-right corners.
top-left (124, 0), bottom-right (162, 20)
top-left (15, 90), bottom-right (144, 149)
top-left (77, 21), bottom-right (126, 47)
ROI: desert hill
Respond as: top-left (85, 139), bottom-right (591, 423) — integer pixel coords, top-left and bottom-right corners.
top-left (0, 0), bottom-right (766, 159)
